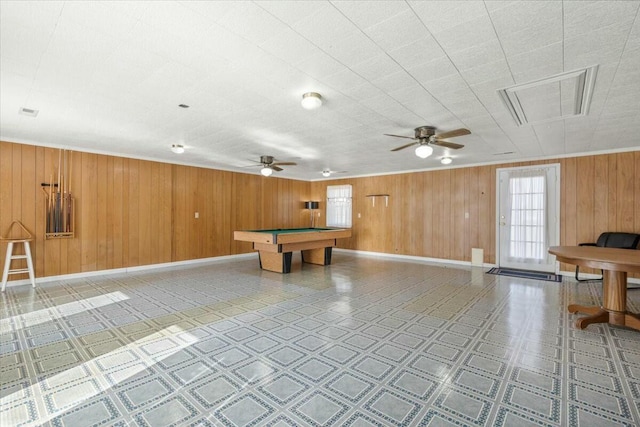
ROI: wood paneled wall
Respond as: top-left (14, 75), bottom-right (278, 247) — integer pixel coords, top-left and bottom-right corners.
top-left (2, 140), bottom-right (637, 282)
top-left (311, 152), bottom-right (640, 277)
top-left (0, 141), bottom-right (310, 281)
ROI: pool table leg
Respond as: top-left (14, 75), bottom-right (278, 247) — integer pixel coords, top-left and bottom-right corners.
top-left (302, 247), bottom-right (332, 266)
top-left (259, 251), bottom-right (293, 273)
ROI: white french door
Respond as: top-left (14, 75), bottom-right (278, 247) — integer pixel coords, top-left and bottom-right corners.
top-left (497, 164), bottom-right (560, 272)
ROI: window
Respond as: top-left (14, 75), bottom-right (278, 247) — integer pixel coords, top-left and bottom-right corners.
top-left (326, 185), bottom-right (352, 228)
top-left (507, 171), bottom-right (547, 261)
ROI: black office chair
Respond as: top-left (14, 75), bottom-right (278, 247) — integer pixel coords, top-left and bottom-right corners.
top-left (575, 232), bottom-right (640, 281)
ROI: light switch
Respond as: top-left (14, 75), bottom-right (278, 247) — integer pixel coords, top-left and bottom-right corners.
top-left (195, 212), bottom-right (199, 219)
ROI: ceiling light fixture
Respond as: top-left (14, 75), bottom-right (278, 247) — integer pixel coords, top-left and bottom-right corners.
top-left (415, 145), bottom-right (433, 159)
top-left (322, 170), bottom-right (331, 177)
top-left (260, 166), bottom-right (273, 177)
top-left (301, 92), bottom-right (322, 110)
top-left (440, 157), bottom-right (452, 165)
top-left (171, 144), bottom-right (185, 154)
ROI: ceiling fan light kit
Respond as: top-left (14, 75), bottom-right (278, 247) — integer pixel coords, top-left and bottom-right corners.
top-left (415, 145), bottom-right (433, 158)
top-left (301, 92), bottom-right (322, 110)
top-left (322, 170), bottom-right (331, 177)
top-left (171, 144), bottom-right (185, 154)
top-left (441, 157), bottom-right (453, 165)
top-left (260, 166), bottom-right (273, 177)
top-left (386, 126), bottom-right (470, 160)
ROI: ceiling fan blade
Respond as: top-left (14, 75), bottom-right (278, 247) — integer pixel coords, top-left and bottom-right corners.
top-left (271, 165), bottom-right (283, 172)
top-left (435, 128), bottom-right (471, 139)
top-left (391, 141), bottom-right (418, 151)
top-left (431, 140), bottom-right (464, 150)
top-left (272, 162), bottom-right (297, 166)
top-left (384, 133), bottom-right (416, 140)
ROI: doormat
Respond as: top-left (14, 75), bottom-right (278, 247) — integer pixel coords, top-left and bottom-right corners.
top-left (487, 267), bottom-right (562, 282)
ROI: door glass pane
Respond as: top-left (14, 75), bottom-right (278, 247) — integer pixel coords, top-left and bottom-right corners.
top-left (508, 174), bottom-right (546, 261)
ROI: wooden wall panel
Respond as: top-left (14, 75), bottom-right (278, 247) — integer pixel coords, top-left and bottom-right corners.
top-left (310, 151), bottom-right (639, 277)
top-left (1, 140), bottom-right (637, 283)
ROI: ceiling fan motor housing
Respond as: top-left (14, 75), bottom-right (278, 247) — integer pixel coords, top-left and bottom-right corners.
top-left (414, 126), bottom-right (436, 139)
top-left (260, 155), bottom-right (274, 165)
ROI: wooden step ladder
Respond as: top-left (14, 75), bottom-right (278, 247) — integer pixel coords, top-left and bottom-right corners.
top-left (1, 221), bottom-right (36, 292)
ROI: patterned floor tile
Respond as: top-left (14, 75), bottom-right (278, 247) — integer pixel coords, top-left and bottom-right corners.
top-left (291, 391), bottom-right (349, 426)
top-left (214, 393), bottom-right (275, 427)
top-left (4, 254), bottom-right (640, 426)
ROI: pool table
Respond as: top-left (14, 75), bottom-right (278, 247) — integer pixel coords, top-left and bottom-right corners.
top-left (234, 227), bottom-right (351, 273)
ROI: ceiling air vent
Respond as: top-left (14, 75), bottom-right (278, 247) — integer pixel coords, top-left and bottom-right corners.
top-left (497, 65), bottom-right (598, 127)
top-left (19, 107), bottom-right (39, 117)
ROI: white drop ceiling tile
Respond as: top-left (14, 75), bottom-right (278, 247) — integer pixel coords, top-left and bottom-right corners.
top-left (507, 42), bottom-right (563, 84)
top-left (407, 56), bottom-right (459, 86)
top-left (488, 1), bottom-right (561, 35)
top-left (0, 28), bottom-right (51, 70)
top-left (258, 27), bottom-right (322, 66)
top-left (292, 5), bottom-right (360, 48)
top-left (447, 98), bottom-right (491, 119)
top-left (388, 86), bottom-right (440, 110)
top-left (421, 74), bottom-right (470, 100)
top-left (45, 21), bottom-right (121, 65)
top-left (533, 122), bottom-right (565, 154)
top-left (0, 0), bottom-right (63, 34)
top-left (459, 59), bottom-right (512, 87)
top-left (217, 2), bottom-right (288, 46)
top-left (498, 22), bottom-right (562, 58)
top-left (295, 52), bottom-right (346, 80)
top-left (387, 35), bottom-right (447, 70)
top-left (256, 1), bottom-right (328, 25)
top-left (324, 32), bottom-right (384, 67)
top-left (408, 1), bottom-right (487, 34)
top-left (178, 1), bottom-right (238, 23)
top-left (138, 2), bottom-right (215, 40)
top-left (203, 25), bottom-right (271, 63)
top-left (563, 1), bottom-right (639, 39)
top-left (431, 15), bottom-right (498, 53)
top-left (563, 24), bottom-right (632, 69)
top-left (364, 9), bottom-right (431, 51)
top-left (341, 82), bottom-right (385, 105)
top-left (58, 1), bottom-right (141, 41)
top-left (350, 54), bottom-right (403, 82)
top-left (371, 70), bottom-right (420, 94)
top-left (446, 38), bottom-right (505, 71)
top-left (332, 1), bottom-right (409, 29)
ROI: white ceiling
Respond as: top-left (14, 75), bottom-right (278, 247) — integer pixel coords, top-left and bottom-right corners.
top-left (1, 1), bottom-right (639, 181)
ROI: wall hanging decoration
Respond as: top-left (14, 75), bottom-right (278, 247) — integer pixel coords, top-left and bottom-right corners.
top-left (41, 149), bottom-right (74, 239)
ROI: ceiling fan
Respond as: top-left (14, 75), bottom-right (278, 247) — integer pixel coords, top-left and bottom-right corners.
top-left (385, 126), bottom-right (470, 158)
top-left (249, 155), bottom-right (297, 176)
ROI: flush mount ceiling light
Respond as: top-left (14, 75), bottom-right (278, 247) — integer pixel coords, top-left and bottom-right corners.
top-left (301, 92), bottom-right (322, 110)
top-left (441, 157), bottom-right (453, 165)
top-left (415, 144), bottom-right (433, 159)
top-left (260, 166), bottom-right (273, 177)
top-left (171, 144), bottom-right (185, 154)
top-left (322, 170), bottom-right (331, 177)
top-left (497, 65), bottom-right (598, 126)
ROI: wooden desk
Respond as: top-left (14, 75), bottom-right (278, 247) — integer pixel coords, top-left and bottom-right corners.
top-left (548, 246), bottom-right (640, 330)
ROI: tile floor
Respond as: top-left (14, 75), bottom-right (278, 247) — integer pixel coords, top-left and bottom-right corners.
top-left (1, 252), bottom-right (640, 426)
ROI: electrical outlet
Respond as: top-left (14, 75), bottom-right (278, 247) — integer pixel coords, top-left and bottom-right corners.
top-left (195, 212), bottom-right (199, 219)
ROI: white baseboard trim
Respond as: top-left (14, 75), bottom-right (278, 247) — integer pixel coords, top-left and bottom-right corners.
top-left (4, 249), bottom-right (638, 289)
top-left (333, 248), bottom-right (498, 269)
top-left (333, 248), bottom-right (640, 285)
top-left (1, 253), bottom-right (257, 289)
